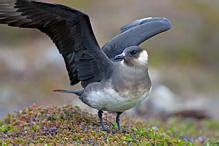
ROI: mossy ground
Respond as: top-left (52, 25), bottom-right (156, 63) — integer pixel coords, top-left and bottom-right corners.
top-left (0, 104), bottom-right (218, 145)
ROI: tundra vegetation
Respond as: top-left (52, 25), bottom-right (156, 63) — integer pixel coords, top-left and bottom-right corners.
top-left (0, 104), bottom-right (218, 144)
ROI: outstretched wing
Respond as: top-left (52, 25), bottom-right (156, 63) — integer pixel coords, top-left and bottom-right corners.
top-left (0, 0), bottom-right (113, 87)
top-left (102, 17), bottom-right (171, 59)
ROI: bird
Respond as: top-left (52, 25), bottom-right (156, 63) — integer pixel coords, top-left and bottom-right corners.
top-left (0, 0), bottom-right (171, 132)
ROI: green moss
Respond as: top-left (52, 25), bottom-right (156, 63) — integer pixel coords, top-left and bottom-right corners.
top-left (0, 104), bottom-right (218, 144)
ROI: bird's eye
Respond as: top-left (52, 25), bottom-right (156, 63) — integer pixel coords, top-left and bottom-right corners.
top-left (130, 50), bottom-right (138, 55)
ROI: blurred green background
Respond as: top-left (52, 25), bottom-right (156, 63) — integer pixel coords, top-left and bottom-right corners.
top-left (0, 0), bottom-right (218, 119)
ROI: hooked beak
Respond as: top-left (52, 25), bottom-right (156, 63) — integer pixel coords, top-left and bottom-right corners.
top-left (114, 54), bottom-right (125, 61)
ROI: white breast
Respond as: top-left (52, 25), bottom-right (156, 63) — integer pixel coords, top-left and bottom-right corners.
top-left (85, 86), bottom-right (151, 112)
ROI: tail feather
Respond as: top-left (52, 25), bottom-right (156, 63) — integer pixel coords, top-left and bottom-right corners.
top-left (54, 89), bottom-right (84, 96)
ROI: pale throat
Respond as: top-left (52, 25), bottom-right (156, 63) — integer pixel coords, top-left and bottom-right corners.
top-left (137, 50), bottom-right (148, 65)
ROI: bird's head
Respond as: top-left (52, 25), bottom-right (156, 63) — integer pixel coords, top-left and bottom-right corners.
top-left (114, 46), bottom-right (148, 67)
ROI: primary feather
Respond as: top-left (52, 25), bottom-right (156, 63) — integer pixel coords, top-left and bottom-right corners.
top-left (0, 0), bottom-right (113, 87)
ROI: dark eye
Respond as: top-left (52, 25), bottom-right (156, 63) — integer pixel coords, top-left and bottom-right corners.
top-left (130, 50), bottom-right (138, 55)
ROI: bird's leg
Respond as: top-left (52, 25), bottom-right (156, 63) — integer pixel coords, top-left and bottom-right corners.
top-left (98, 110), bottom-right (107, 131)
top-left (116, 112), bottom-right (122, 131)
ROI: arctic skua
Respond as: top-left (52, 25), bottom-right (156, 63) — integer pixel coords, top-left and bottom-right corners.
top-left (0, 0), bottom-right (171, 131)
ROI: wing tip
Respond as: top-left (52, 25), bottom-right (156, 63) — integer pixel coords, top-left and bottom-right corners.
top-left (120, 17), bottom-right (171, 33)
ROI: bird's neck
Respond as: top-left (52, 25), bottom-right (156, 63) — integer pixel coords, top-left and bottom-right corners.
top-left (113, 62), bottom-right (150, 86)
top-left (120, 60), bottom-right (148, 72)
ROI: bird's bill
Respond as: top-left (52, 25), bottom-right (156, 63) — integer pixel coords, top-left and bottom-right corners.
top-left (114, 53), bottom-right (125, 61)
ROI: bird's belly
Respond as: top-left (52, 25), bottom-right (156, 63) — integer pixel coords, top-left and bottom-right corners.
top-left (84, 87), bottom-right (151, 112)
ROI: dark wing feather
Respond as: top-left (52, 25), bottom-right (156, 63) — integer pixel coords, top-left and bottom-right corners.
top-left (102, 17), bottom-right (171, 59)
top-left (0, 0), bottom-right (113, 87)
